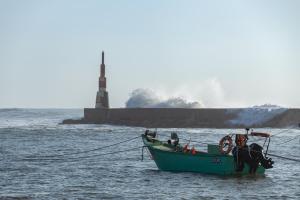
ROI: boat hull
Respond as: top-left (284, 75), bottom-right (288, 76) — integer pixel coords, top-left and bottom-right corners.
top-left (143, 135), bottom-right (265, 175)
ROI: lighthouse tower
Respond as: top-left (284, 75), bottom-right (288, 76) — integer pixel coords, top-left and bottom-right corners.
top-left (95, 51), bottom-right (109, 108)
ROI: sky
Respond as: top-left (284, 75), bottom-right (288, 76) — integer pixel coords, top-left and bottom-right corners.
top-left (0, 0), bottom-right (299, 108)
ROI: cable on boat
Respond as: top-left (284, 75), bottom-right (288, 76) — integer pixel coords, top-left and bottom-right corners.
top-left (177, 131), bottom-right (300, 163)
top-left (25, 135), bottom-right (141, 158)
top-left (154, 130), bottom-right (300, 164)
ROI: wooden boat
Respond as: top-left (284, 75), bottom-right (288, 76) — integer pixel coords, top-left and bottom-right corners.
top-left (142, 129), bottom-right (274, 175)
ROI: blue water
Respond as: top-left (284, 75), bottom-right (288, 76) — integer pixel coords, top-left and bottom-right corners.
top-left (0, 109), bottom-right (299, 199)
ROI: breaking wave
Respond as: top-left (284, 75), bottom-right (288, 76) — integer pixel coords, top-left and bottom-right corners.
top-left (125, 88), bottom-right (201, 108)
top-left (228, 104), bottom-right (287, 126)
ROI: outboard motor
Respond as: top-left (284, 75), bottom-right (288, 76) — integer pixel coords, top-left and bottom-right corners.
top-left (249, 143), bottom-right (274, 169)
top-left (233, 142), bottom-right (274, 174)
top-left (171, 132), bottom-right (179, 146)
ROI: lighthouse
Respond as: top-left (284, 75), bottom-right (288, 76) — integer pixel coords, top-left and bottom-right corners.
top-left (95, 51), bottom-right (109, 108)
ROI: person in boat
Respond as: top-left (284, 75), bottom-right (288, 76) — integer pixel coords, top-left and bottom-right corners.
top-left (145, 129), bottom-right (156, 138)
top-left (232, 134), bottom-right (248, 172)
top-left (167, 132), bottom-right (181, 152)
top-left (170, 132), bottom-right (179, 146)
top-left (145, 130), bottom-right (149, 135)
top-left (232, 133), bottom-right (274, 173)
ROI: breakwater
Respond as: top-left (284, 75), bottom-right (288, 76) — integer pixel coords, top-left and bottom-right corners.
top-left (62, 108), bottom-right (300, 128)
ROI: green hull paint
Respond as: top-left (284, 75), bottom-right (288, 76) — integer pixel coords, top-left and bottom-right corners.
top-left (142, 135), bottom-right (265, 175)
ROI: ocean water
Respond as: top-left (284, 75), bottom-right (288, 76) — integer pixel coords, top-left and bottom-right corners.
top-left (0, 109), bottom-right (299, 200)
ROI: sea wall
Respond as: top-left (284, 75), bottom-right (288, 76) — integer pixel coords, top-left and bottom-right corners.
top-left (79, 108), bottom-right (300, 128)
top-left (263, 109), bottom-right (300, 127)
top-left (84, 108), bottom-right (239, 128)
top-left (61, 108), bottom-right (300, 128)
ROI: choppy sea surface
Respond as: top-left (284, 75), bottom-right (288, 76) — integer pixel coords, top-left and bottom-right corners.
top-left (0, 109), bottom-right (299, 200)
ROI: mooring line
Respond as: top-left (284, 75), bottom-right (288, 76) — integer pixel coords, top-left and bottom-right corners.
top-left (17, 129), bottom-right (300, 165)
top-left (267, 153), bottom-right (300, 162)
top-left (21, 146), bottom-right (144, 162)
top-left (61, 146), bottom-right (144, 162)
top-left (273, 135), bottom-right (300, 145)
top-left (270, 129), bottom-right (290, 137)
top-left (25, 135), bottom-right (141, 158)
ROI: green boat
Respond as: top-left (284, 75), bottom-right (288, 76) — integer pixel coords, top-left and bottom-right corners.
top-left (142, 129), bottom-right (274, 175)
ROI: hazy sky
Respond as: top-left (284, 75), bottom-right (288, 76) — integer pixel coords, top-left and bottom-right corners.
top-left (1, 0), bottom-right (299, 108)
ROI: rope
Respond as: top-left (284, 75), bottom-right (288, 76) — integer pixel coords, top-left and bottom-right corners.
top-left (270, 129), bottom-right (290, 137)
top-left (237, 147), bottom-right (300, 163)
top-left (246, 129), bottom-right (286, 143)
top-left (267, 153), bottom-right (300, 162)
top-left (26, 135), bottom-right (141, 158)
top-left (158, 130), bottom-right (299, 152)
top-left (274, 135), bottom-right (300, 145)
top-left (21, 129), bottom-right (298, 164)
top-left (21, 146), bottom-right (143, 162)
